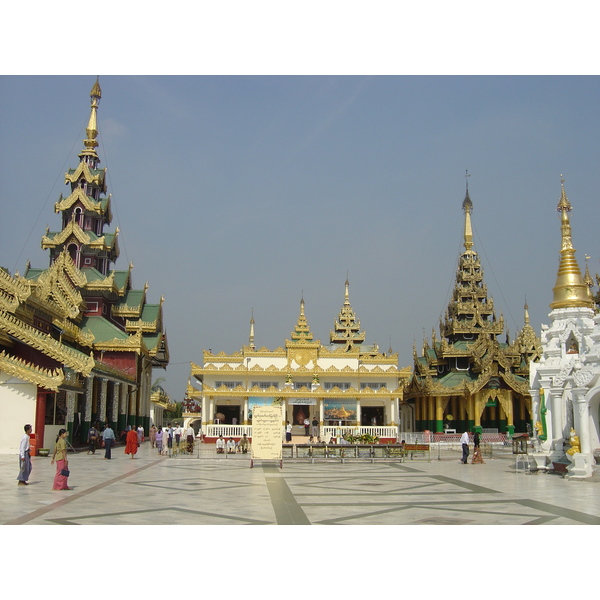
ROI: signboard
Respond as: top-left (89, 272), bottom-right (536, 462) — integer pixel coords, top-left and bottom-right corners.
top-left (251, 405), bottom-right (282, 462)
top-left (290, 398), bottom-right (317, 405)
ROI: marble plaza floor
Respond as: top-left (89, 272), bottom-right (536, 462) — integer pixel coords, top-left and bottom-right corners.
top-left (2, 441), bottom-right (600, 525)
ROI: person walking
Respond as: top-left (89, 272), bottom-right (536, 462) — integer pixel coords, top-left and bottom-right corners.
top-left (137, 424), bottom-right (144, 445)
top-left (166, 424), bottom-right (173, 452)
top-left (155, 427), bottom-right (164, 454)
top-left (460, 430), bottom-right (470, 464)
top-left (17, 424), bottom-right (33, 486)
top-left (285, 421), bottom-right (292, 443)
top-left (304, 417), bottom-right (310, 436)
top-left (51, 429), bottom-right (70, 490)
top-left (125, 427), bottom-right (138, 459)
top-left (102, 423), bottom-right (116, 460)
top-left (149, 424), bottom-right (157, 448)
top-left (87, 424), bottom-right (98, 455)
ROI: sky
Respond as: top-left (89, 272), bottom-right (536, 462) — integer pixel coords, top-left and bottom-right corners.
top-left (2, 74), bottom-right (600, 405)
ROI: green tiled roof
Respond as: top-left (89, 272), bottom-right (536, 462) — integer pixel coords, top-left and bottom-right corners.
top-left (81, 268), bottom-right (105, 282)
top-left (80, 315), bottom-right (128, 342)
top-left (114, 290), bottom-right (144, 311)
top-left (24, 268), bottom-right (45, 281)
top-left (143, 332), bottom-right (162, 352)
top-left (140, 304), bottom-right (160, 323)
top-left (436, 371), bottom-right (478, 387)
top-left (112, 270), bottom-right (129, 290)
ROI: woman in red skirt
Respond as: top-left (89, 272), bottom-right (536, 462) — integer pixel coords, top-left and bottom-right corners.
top-left (51, 429), bottom-right (70, 490)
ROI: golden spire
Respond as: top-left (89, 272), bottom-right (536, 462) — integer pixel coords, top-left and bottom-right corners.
top-left (462, 170), bottom-right (474, 252)
top-left (550, 178), bottom-right (593, 309)
top-left (290, 296), bottom-right (314, 343)
top-left (330, 277), bottom-right (365, 349)
top-left (80, 77), bottom-right (102, 159)
top-left (249, 309), bottom-right (255, 350)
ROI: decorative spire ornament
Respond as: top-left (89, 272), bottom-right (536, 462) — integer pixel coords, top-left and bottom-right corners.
top-left (550, 178), bottom-right (593, 309)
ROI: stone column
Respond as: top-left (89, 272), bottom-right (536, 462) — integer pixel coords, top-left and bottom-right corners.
top-left (435, 396), bottom-right (444, 433)
top-left (428, 397), bottom-right (435, 430)
top-left (389, 397), bottom-right (397, 427)
top-left (572, 388), bottom-right (591, 454)
top-left (356, 400), bottom-right (361, 428)
top-left (84, 376), bottom-right (94, 425)
top-left (473, 392), bottom-right (482, 431)
top-left (530, 389), bottom-right (540, 432)
top-left (66, 391), bottom-right (76, 440)
top-left (550, 386), bottom-right (565, 452)
top-left (467, 395), bottom-right (475, 430)
top-left (243, 396), bottom-right (249, 425)
top-left (98, 378), bottom-right (108, 424)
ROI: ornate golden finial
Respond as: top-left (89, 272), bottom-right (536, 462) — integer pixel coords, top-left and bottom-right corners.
top-left (550, 178), bottom-right (593, 309)
top-left (524, 299), bottom-right (530, 325)
top-left (584, 255), bottom-right (594, 288)
top-left (462, 171), bottom-right (474, 251)
top-left (249, 309), bottom-right (255, 350)
top-left (330, 276), bottom-right (365, 349)
top-left (290, 295), bottom-right (313, 342)
top-left (80, 77), bottom-right (102, 159)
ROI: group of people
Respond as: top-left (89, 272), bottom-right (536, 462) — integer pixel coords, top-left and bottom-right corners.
top-left (216, 433), bottom-right (250, 454)
top-left (152, 424), bottom-right (197, 455)
top-left (17, 423), bottom-right (71, 490)
top-left (460, 430), bottom-right (485, 464)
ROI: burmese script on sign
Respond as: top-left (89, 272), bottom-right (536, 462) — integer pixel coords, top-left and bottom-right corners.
top-left (251, 405), bottom-right (282, 460)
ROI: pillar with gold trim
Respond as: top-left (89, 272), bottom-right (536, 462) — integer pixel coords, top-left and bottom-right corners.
top-left (435, 396), bottom-right (444, 433)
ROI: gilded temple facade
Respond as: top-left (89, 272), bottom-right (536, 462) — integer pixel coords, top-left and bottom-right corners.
top-left (189, 281), bottom-right (411, 440)
top-left (529, 181), bottom-right (600, 478)
top-left (0, 79), bottom-right (169, 453)
top-left (405, 184), bottom-right (541, 435)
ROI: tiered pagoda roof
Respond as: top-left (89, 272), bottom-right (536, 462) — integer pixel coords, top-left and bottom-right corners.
top-left (7, 78), bottom-right (169, 380)
top-left (407, 182), bottom-right (541, 400)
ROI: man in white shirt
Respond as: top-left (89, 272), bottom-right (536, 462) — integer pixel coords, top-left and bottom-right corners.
top-left (460, 430), bottom-right (470, 464)
top-left (17, 424), bottom-right (32, 485)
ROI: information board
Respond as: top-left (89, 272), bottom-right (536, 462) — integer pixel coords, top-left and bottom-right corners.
top-left (251, 405), bottom-right (282, 461)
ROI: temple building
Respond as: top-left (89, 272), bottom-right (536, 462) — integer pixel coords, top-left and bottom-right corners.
top-left (0, 79), bottom-right (169, 454)
top-left (529, 181), bottom-right (600, 478)
top-left (189, 280), bottom-right (411, 441)
top-left (405, 183), bottom-right (542, 435)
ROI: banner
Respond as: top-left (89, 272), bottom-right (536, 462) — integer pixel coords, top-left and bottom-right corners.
top-left (290, 398), bottom-right (317, 405)
top-left (324, 400), bottom-right (357, 422)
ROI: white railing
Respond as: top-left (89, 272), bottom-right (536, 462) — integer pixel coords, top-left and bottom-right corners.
top-left (204, 424), bottom-right (400, 440)
top-left (398, 431), bottom-right (509, 446)
top-left (322, 426), bottom-right (398, 439)
top-left (204, 424), bottom-right (253, 438)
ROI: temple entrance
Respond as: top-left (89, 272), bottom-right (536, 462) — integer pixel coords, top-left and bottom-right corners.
top-left (362, 406), bottom-right (384, 426)
top-left (215, 405), bottom-right (241, 424)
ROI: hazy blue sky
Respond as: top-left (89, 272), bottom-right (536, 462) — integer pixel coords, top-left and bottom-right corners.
top-left (2, 75), bottom-right (599, 403)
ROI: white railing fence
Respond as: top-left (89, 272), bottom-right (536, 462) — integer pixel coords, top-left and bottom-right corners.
top-left (204, 424), bottom-right (253, 438)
